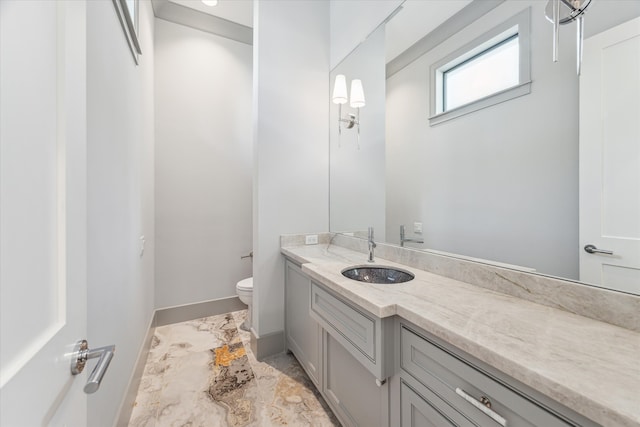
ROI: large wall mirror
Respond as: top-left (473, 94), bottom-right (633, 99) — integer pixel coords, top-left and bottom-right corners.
top-left (329, 0), bottom-right (640, 295)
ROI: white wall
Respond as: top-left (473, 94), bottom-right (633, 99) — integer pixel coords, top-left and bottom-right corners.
top-left (154, 19), bottom-right (253, 309)
top-left (330, 0), bottom-right (402, 69)
top-left (386, 1), bottom-right (579, 278)
top-left (86, 0), bottom-right (155, 425)
top-left (330, 26), bottom-right (386, 238)
top-left (252, 0), bottom-right (329, 340)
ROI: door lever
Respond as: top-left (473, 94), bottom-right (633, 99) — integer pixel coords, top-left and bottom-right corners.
top-left (70, 340), bottom-right (116, 394)
top-left (584, 244), bottom-right (614, 255)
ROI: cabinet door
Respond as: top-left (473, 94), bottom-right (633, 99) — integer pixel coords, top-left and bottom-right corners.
top-left (323, 332), bottom-right (388, 427)
top-left (400, 380), bottom-right (477, 427)
top-left (401, 382), bottom-right (458, 427)
top-left (285, 261), bottom-right (320, 386)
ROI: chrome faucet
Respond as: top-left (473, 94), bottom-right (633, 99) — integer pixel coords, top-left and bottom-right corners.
top-left (368, 226), bottom-right (377, 263)
top-left (400, 225), bottom-right (424, 247)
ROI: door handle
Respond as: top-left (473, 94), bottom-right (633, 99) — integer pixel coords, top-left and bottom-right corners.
top-left (584, 244), bottom-right (614, 255)
top-left (70, 340), bottom-right (116, 394)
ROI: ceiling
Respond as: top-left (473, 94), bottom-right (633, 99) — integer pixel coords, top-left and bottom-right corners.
top-left (167, 0), bottom-right (254, 28)
top-left (163, 0), bottom-right (479, 61)
top-left (385, 0), bottom-right (473, 62)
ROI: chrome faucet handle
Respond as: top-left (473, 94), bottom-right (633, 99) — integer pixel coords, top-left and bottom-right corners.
top-left (367, 226), bottom-right (376, 262)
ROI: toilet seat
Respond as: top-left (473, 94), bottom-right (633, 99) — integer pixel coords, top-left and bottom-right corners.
top-left (236, 277), bottom-right (253, 291)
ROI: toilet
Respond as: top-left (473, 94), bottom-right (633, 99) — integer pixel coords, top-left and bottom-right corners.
top-left (236, 277), bottom-right (253, 330)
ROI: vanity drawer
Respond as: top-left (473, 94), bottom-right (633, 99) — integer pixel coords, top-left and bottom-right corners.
top-left (400, 325), bottom-right (575, 427)
top-left (311, 282), bottom-right (376, 362)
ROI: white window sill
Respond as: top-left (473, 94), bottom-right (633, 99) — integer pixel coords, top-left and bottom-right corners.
top-left (429, 81), bottom-right (531, 126)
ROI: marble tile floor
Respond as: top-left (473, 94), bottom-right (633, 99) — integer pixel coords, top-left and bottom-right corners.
top-left (128, 310), bottom-right (340, 427)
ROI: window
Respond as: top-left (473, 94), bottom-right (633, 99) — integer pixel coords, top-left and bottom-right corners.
top-left (443, 34), bottom-right (519, 111)
top-left (430, 8), bottom-right (531, 125)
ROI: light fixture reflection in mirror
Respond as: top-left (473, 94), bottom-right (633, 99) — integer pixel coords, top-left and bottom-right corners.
top-left (545, 0), bottom-right (594, 74)
top-left (332, 74), bottom-right (366, 148)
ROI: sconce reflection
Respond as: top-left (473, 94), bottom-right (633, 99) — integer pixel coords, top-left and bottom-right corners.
top-left (332, 74), bottom-right (366, 148)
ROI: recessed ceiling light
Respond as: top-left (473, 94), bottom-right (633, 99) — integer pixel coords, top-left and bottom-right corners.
top-left (202, 0), bottom-right (218, 6)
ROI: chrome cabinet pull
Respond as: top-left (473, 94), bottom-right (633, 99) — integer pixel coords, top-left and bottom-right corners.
top-left (70, 340), bottom-right (116, 394)
top-left (456, 387), bottom-right (507, 426)
top-left (584, 244), bottom-right (614, 255)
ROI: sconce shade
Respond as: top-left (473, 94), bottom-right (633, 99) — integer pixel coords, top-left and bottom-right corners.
top-left (350, 79), bottom-right (366, 108)
top-left (332, 74), bottom-right (348, 105)
top-left (202, 0), bottom-right (218, 6)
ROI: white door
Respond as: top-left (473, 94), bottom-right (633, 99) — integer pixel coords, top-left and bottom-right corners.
top-left (1, 1), bottom-right (88, 425)
top-left (579, 17), bottom-right (640, 294)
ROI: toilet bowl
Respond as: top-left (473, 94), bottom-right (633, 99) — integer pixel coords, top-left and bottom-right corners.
top-left (236, 277), bottom-right (253, 330)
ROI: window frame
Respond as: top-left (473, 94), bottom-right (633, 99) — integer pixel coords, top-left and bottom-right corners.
top-left (113, 0), bottom-right (142, 65)
top-left (429, 8), bottom-right (531, 126)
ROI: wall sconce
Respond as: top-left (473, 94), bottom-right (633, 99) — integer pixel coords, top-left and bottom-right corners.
top-left (332, 74), bottom-right (366, 148)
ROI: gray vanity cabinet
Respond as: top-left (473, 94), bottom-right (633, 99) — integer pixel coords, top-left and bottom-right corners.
top-left (323, 331), bottom-right (388, 427)
top-left (284, 256), bottom-right (599, 427)
top-left (285, 260), bottom-right (389, 427)
top-left (309, 282), bottom-right (394, 382)
top-left (398, 323), bottom-right (595, 427)
top-left (284, 261), bottom-right (321, 387)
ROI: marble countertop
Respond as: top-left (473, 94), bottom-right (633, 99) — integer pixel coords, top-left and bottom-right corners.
top-left (281, 243), bottom-right (640, 427)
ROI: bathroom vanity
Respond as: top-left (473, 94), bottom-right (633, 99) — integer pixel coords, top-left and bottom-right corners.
top-left (281, 235), bottom-right (640, 427)
top-left (286, 260), bottom-right (390, 427)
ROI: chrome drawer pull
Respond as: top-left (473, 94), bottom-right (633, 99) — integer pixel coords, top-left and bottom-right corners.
top-left (456, 387), bottom-right (507, 427)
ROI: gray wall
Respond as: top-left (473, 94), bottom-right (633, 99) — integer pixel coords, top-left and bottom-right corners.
top-left (330, 26), bottom-right (387, 239)
top-left (86, 0), bottom-right (155, 425)
top-left (154, 19), bottom-right (253, 309)
top-left (386, 1), bottom-right (579, 278)
top-left (252, 0), bottom-right (329, 339)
